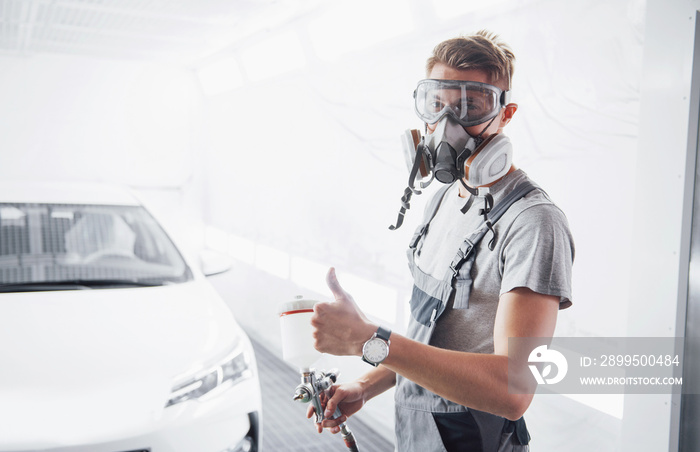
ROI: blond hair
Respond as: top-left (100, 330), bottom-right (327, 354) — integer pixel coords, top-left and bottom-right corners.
top-left (426, 30), bottom-right (515, 90)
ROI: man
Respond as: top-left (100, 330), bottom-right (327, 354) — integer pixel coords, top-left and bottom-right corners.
top-left (310, 30), bottom-right (574, 451)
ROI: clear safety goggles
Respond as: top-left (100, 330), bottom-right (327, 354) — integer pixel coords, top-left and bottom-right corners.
top-left (413, 79), bottom-right (511, 127)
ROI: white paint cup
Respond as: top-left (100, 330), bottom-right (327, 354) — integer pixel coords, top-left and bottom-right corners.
top-left (278, 296), bottom-right (321, 371)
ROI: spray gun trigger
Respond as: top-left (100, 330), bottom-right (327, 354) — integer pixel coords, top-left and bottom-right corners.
top-left (323, 369), bottom-right (339, 383)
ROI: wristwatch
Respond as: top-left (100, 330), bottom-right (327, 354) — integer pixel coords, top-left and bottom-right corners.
top-left (361, 326), bottom-right (391, 367)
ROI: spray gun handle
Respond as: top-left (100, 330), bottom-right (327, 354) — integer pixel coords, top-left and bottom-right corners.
top-left (319, 370), bottom-right (344, 423)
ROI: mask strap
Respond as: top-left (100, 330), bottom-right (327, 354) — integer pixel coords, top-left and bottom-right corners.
top-left (406, 140), bottom-right (426, 194)
top-left (479, 193), bottom-right (497, 250)
top-left (413, 138), bottom-right (435, 189)
top-left (389, 139), bottom-right (430, 230)
top-left (458, 188), bottom-right (497, 250)
top-left (388, 186), bottom-right (413, 230)
top-left (475, 115), bottom-right (498, 141)
top-left (459, 179), bottom-right (478, 200)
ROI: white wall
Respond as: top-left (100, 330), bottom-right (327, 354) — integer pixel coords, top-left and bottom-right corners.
top-left (0, 53), bottom-right (207, 248)
top-left (0, 55), bottom-right (201, 192)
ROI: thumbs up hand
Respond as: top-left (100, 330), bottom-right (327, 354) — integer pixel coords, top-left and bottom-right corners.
top-left (310, 267), bottom-right (376, 357)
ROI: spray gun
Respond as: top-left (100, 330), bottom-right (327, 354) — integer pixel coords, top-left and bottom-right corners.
top-left (278, 296), bottom-right (361, 452)
top-left (293, 368), bottom-right (359, 451)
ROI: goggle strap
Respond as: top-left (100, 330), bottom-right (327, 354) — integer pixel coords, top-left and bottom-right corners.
top-left (501, 90), bottom-right (512, 106)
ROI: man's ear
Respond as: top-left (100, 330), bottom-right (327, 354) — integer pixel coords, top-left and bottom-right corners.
top-left (504, 103), bottom-right (518, 120)
top-left (499, 103), bottom-right (518, 129)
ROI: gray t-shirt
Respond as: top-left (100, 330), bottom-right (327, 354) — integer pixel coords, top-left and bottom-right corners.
top-left (414, 169), bottom-right (574, 353)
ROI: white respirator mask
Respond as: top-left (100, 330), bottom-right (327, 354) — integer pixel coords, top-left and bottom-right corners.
top-left (389, 78), bottom-right (513, 230)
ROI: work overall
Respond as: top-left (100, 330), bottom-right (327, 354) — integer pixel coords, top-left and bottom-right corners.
top-left (394, 182), bottom-right (535, 452)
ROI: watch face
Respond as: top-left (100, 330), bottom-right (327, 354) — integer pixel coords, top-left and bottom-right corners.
top-left (363, 338), bottom-right (388, 363)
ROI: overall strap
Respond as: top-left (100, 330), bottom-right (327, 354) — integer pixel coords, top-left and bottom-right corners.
top-left (487, 180), bottom-right (538, 222)
top-left (448, 181), bottom-right (538, 277)
top-left (408, 183), bottom-right (454, 250)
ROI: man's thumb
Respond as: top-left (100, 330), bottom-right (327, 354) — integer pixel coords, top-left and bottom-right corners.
top-left (326, 267), bottom-right (349, 301)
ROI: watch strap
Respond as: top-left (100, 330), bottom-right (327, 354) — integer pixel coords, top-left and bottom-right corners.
top-left (376, 325), bottom-right (391, 342)
top-left (361, 355), bottom-right (379, 366)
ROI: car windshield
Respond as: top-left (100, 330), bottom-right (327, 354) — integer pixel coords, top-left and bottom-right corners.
top-left (0, 203), bottom-right (192, 290)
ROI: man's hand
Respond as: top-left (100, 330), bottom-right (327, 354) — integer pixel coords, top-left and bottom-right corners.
top-left (305, 381), bottom-right (366, 434)
top-left (310, 267), bottom-right (376, 356)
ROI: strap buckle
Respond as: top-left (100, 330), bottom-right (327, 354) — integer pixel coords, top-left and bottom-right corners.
top-left (449, 239), bottom-right (474, 277)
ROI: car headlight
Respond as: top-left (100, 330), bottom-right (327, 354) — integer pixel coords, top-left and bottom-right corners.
top-left (166, 341), bottom-right (253, 407)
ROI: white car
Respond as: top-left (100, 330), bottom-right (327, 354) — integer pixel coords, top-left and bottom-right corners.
top-left (0, 181), bottom-right (262, 452)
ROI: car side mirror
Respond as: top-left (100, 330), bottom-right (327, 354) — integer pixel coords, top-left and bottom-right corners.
top-left (199, 249), bottom-right (232, 277)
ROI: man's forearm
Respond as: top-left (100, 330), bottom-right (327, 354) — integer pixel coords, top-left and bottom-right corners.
top-left (379, 332), bottom-right (532, 420)
top-left (357, 365), bottom-right (396, 403)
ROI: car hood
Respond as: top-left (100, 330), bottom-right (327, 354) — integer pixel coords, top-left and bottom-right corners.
top-left (0, 280), bottom-right (244, 447)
